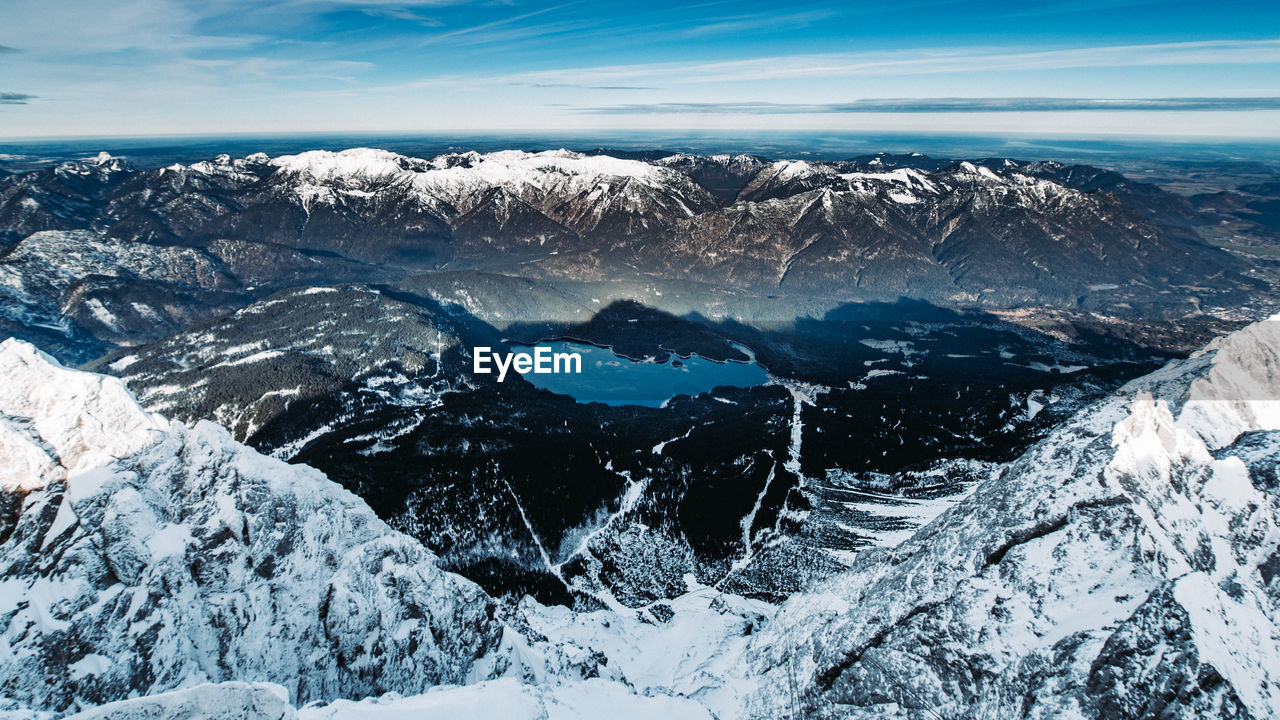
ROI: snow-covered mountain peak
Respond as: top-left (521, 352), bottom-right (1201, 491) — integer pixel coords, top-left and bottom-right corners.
top-left (769, 159), bottom-right (825, 181)
top-left (1111, 391), bottom-right (1186, 464)
top-left (251, 147), bottom-right (712, 234)
top-left (179, 151), bottom-right (271, 180)
top-left (427, 148), bottom-right (670, 185)
top-left (935, 159), bottom-right (1024, 190)
top-left (53, 153), bottom-right (131, 179)
top-left (269, 147), bottom-right (671, 189)
top-left (1180, 315), bottom-right (1280, 449)
top-left (272, 148), bottom-right (426, 181)
top-left (0, 339), bottom-right (500, 714)
top-left (838, 167), bottom-right (940, 202)
top-left (0, 338), bottom-right (166, 491)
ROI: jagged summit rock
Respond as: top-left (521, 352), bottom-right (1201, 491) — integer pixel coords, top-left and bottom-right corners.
top-left (0, 338), bottom-right (500, 714)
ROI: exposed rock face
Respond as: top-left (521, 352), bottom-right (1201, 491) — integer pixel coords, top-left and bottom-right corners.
top-left (740, 317), bottom-right (1280, 719)
top-left (83, 284), bottom-right (469, 446)
top-left (0, 339), bottom-right (500, 715)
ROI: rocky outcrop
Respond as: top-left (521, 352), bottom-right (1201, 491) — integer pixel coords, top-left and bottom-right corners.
top-left (0, 339), bottom-right (500, 715)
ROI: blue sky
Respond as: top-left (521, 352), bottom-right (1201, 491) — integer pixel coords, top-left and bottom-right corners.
top-left (2, 0), bottom-right (1279, 138)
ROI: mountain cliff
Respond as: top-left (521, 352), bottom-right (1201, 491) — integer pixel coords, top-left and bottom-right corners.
top-left (740, 316), bottom-right (1280, 719)
top-left (0, 339), bottom-right (499, 714)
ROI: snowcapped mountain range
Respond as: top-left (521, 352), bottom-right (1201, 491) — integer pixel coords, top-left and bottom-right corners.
top-left (1, 148), bottom-right (1270, 368)
top-left (0, 306), bottom-right (1277, 718)
top-left (1, 144), bottom-right (1279, 717)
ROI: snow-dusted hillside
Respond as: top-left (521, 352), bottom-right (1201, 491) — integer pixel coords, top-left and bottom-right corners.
top-left (0, 229), bottom-right (375, 364)
top-left (92, 284), bottom-right (467, 445)
top-left (0, 339), bottom-right (499, 714)
top-left (2, 147), bottom-right (1264, 337)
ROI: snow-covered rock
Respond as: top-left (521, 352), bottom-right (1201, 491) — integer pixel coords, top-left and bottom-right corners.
top-left (1, 309), bottom-right (1278, 720)
top-left (47, 675), bottom-right (718, 720)
top-left (298, 676), bottom-right (714, 720)
top-left (739, 315), bottom-right (1280, 719)
top-left (270, 147), bottom-right (717, 236)
top-left (0, 339), bottom-right (500, 714)
top-left (64, 682), bottom-right (294, 720)
top-left (515, 587), bottom-right (773, 714)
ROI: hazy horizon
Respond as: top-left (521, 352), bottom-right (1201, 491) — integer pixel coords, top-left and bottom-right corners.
top-left (6, 129), bottom-right (1280, 169)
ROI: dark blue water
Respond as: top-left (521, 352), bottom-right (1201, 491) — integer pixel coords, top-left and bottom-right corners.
top-left (515, 340), bottom-right (768, 407)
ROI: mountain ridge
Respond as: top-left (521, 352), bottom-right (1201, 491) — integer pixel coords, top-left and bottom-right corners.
top-left (0, 311), bottom-right (1277, 719)
top-left (0, 338), bottom-right (499, 713)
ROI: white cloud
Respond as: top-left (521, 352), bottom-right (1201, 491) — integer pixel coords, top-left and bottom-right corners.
top-left (2, 0), bottom-right (1278, 141)
top-left (496, 38), bottom-right (1280, 87)
top-left (0, 0), bottom-right (252, 54)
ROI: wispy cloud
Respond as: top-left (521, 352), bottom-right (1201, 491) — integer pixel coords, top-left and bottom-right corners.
top-left (580, 97), bottom-right (1280, 115)
top-left (416, 3), bottom-right (583, 47)
top-left (506, 38), bottom-right (1280, 87)
top-left (678, 9), bottom-right (831, 38)
top-left (519, 82), bottom-right (654, 91)
top-left (360, 7), bottom-right (444, 27)
top-left (188, 57), bottom-right (375, 82)
top-left (0, 92), bottom-right (37, 104)
top-left (1, 0), bottom-right (261, 55)
top-left (317, 0), bottom-right (478, 5)
top-left (0, 46), bottom-right (19, 54)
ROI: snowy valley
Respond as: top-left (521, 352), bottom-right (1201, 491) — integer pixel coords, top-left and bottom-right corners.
top-left (6, 0), bottom-right (1280, 714)
top-left (0, 307), bottom-right (1277, 718)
